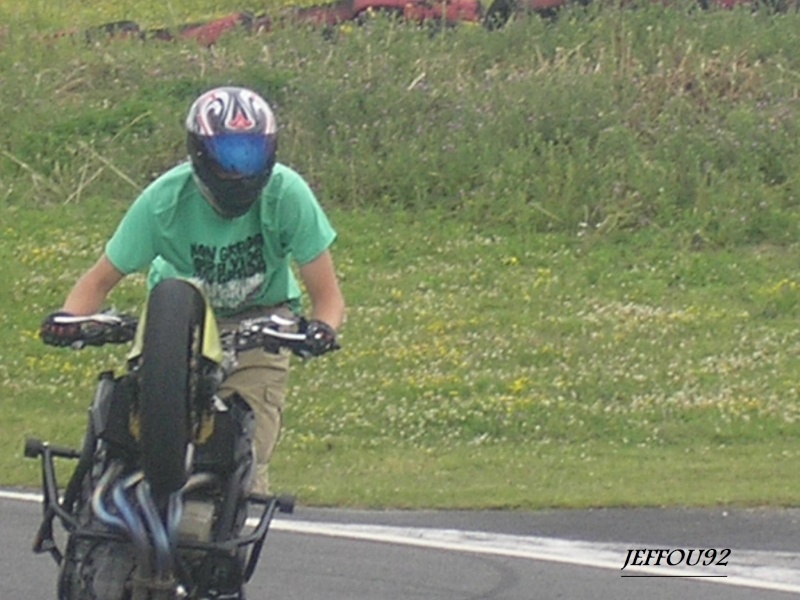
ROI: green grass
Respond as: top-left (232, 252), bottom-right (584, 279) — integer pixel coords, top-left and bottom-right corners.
top-left (275, 443), bottom-right (800, 509)
top-left (4, 3), bottom-right (800, 509)
top-left (6, 202), bottom-right (800, 508)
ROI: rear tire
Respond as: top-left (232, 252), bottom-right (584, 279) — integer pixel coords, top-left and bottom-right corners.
top-left (138, 279), bottom-right (207, 498)
top-left (58, 538), bottom-right (135, 600)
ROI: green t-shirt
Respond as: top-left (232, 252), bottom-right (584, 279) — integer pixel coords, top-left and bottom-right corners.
top-left (105, 161), bottom-right (336, 317)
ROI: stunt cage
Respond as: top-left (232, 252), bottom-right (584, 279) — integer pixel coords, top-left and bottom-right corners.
top-left (26, 435), bottom-right (295, 586)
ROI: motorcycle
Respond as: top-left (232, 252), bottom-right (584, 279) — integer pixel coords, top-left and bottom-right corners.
top-left (26, 278), bottom-right (312, 599)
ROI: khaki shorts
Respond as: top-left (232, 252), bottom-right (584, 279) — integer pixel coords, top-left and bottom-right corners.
top-left (216, 305), bottom-right (295, 493)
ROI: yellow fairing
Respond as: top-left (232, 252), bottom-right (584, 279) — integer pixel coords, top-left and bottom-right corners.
top-left (201, 304), bottom-right (224, 363)
top-left (127, 279), bottom-right (224, 364)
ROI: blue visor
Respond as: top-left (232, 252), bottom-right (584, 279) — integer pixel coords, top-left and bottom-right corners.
top-left (206, 133), bottom-right (274, 178)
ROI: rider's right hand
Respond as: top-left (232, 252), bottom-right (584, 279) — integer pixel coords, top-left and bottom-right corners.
top-left (40, 311), bottom-right (81, 347)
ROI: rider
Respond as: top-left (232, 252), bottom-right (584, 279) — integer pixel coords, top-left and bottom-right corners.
top-left (40, 85), bottom-right (346, 496)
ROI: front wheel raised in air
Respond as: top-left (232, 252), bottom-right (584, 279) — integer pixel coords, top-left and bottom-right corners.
top-left (138, 278), bottom-right (207, 499)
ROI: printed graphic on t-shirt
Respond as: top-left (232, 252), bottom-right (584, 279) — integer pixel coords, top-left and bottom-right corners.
top-left (190, 233), bottom-right (267, 309)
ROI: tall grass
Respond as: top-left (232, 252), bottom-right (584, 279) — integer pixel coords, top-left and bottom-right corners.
top-left (3, 5), bottom-right (800, 245)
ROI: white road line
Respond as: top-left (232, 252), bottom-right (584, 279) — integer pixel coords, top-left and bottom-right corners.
top-left (1, 490), bottom-right (41, 503)
top-left (4, 490), bottom-right (800, 594)
top-left (269, 520), bottom-right (800, 594)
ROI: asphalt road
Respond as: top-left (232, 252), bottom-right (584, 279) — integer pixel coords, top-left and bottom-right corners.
top-left (3, 491), bottom-right (800, 599)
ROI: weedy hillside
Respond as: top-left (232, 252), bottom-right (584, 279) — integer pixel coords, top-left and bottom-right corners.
top-left (3, 3), bottom-right (800, 508)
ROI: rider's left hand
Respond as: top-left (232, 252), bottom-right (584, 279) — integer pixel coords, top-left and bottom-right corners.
top-left (40, 311), bottom-right (81, 347)
top-left (294, 318), bottom-right (339, 358)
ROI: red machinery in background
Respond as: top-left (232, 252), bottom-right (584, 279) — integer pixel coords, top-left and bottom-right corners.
top-left (60, 0), bottom-right (796, 47)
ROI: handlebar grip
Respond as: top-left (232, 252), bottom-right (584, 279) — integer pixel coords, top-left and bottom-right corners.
top-left (24, 438), bottom-right (45, 458)
top-left (24, 437), bottom-right (81, 459)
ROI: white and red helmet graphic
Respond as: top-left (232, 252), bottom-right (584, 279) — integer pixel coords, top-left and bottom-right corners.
top-left (187, 87), bottom-right (277, 137)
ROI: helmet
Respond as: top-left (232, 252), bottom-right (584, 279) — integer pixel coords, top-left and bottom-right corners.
top-left (186, 86), bottom-right (277, 218)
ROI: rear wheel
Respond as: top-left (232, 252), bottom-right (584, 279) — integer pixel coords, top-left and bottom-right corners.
top-left (138, 279), bottom-right (207, 499)
top-left (58, 538), bottom-right (135, 600)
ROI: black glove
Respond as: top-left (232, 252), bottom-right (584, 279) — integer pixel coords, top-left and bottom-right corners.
top-left (40, 311), bottom-right (81, 347)
top-left (294, 318), bottom-right (339, 358)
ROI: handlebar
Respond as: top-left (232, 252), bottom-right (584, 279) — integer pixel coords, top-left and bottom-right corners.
top-left (49, 313), bottom-right (310, 355)
top-left (225, 314), bottom-right (309, 355)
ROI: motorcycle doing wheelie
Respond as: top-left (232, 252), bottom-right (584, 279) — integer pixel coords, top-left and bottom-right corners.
top-left (26, 278), bottom-right (315, 599)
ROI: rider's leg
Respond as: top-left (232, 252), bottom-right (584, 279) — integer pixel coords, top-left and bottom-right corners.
top-left (216, 348), bottom-right (290, 495)
top-left (214, 304), bottom-right (296, 495)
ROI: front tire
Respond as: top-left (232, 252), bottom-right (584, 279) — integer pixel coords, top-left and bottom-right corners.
top-left (138, 279), bottom-right (207, 499)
